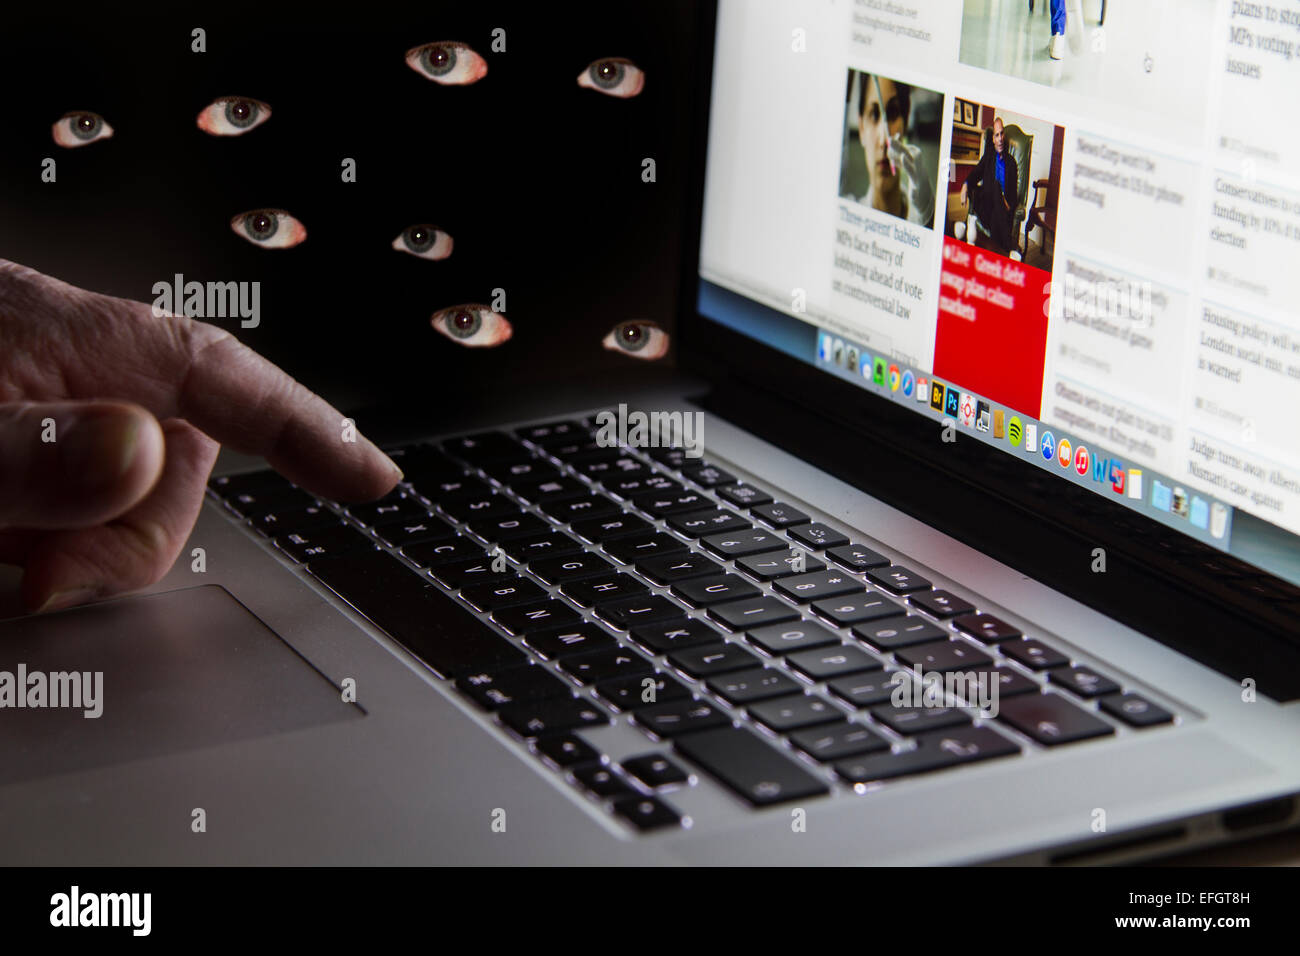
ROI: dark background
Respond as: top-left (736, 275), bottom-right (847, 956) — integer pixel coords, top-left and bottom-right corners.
top-left (0, 3), bottom-right (699, 411)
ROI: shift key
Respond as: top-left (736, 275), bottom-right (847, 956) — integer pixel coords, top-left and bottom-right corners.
top-left (676, 726), bottom-right (829, 806)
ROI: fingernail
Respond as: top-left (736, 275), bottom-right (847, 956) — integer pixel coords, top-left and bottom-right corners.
top-left (61, 412), bottom-right (140, 489)
top-left (33, 587), bottom-right (99, 615)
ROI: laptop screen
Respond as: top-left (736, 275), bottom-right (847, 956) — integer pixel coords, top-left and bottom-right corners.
top-left (696, 0), bottom-right (1300, 587)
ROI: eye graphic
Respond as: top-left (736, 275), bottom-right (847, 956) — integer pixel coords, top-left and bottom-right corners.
top-left (602, 321), bottom-right (668, 360)
top-left (432, 304), bottom-right (512, 347)
top-left (197, 97), bottom-right (271, 136)
top-left (52, 111), bottom-right (113, 148)
top-left (405, 42), bottom-right (488, 85)
top-left (393, 224), bottom-right (453, 260)
top-left (230, 209), bottom-right (307, 249)
top-left (577, 58), bottom-right (645, 98)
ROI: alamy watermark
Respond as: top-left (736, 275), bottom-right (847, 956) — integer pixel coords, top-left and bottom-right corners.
top-left (0, 664), bottom-right (103, 718)
top-left (890, 664), bottom-right (999, 718)
top-left (151, 273), bottom-right (260, 328)
top-left (594, 403), bottom-right (704, 458)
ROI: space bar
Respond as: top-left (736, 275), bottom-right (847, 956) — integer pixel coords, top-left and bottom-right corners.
top-left (308, 549), bottom-right (525, 678)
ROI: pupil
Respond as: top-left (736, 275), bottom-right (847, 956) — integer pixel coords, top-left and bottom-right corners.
top-left (432, 49), bottom-right (448, 66)
top-left (77, 115), bottom-right (95, 130)
top-left (599, 63), bottom-right (615, 78)
top-left (412, 228), bottom-right (427, 243)
top-left (232, 101), bottom-right (250, 119)
top-left (253, 215), bottom-right (270, 233)
top-left (622, 324), bottom-right (643, 343)
top-left (454, 311), bottom-right (474, 329)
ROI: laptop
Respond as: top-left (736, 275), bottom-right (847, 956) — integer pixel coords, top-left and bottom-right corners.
top-left (2, 0), bottom-right (1298, 866)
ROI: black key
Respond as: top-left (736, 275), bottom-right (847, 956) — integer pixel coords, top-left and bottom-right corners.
top-left (772, 570), bottom-right (866, 603)
top-left (529, 551), bottom-right (615, 585)
top-left (708, 667), bottom-right (801, 705)
top-left (1099, 692), bottom-right (1174, 727)
top-left (542, 437), bottom-right (605, 461)
top-left (827, 672), bottom-right (903, 708)
top-left (751, 502), bottom-right (810, 528)
top-left (909, 590), bottom-right (976, 619)
top-left (385, 444), bottom-right (460, 483)
top-left (444, 431), bottom-right (527, 465)
top-left (512, 476), bottom-right (590, 504)
top-left (681, 463), bottom-right (735, 488)
top-left (466, 512), bottom-right (551, 542)
top-left (826, 543), bottom-right (890, 570)
top-left (642, 445), bottom-right (689, 468)
top-left (958, 666), bottom-right (1039, 702)
top-left (1046, 665), bottom-right (1122, 698)
top-left (895, 640), bottom-right (993, 673)
top-left (787, 645), bottom-right (882, 680)
top-left (746, 620), bottom-right (841, 655)
top-left (413, 473), bottom-right (491, 502)
top-left (572, 763), bottom-right (636, 799)
top-left (1000, 639), bottom-right (1069, 670)
top-left (210, 469), bottom-right (289, 498)
top-left (440, 494), bottom-right (522, 523)
top-left (308, 550), bottom-right (524, 677)
top-left (952, 613), bottom-right (1024, 643)
top-left (749, 694), bottom-right (841, 732)
top-left (460, 577), bottom-right (548, 612)
top-left (667, 509), bottom-right (751, 537)
top-left (595, 595), bottom-right (684, 631)
top-left (633, 490), bottom-right (713, 517)
top-left (457, 665), bottom-right (570, 709)
top-left (348, 492), bottom-right (429, 526)
top-left (789, 721), bottom-right (889, 762)
top-left (481, 457), bottom-right (561, 485)
top-left (834, 727), bottom-right (1019, 783)
top-left (864, 565), bottom-right (933, 594)
top-left (499, 697), bottom-right (608, 737)
top-left (558, 646), bottom-right (654, 684)
top-left (603, 532), bottom-right (689, 564)
top-left (853, 615), bottom-right (948, 650)
top-left (574, 454), bottom-right (651, 482)
top-left (570, 513), bottom-right (654, 543)
top-left (672, 574), bottom-right (762, 607)
top-left (603, 472), bottom-right (679, 499)
top-left (491, 600), bottom-right (584, 636)
top-left (812, 593), bottom-right (903, 626)
top-left (621, 754), bottom-right (690, 787)
top-left (637, 551), bottom-right (722, 585)
top-left (612, 795), bottom-right (683, 830)
top-left (408, 540), bottom-right (495, 571)
top-left (629, 617), bottom-right (724, 653)
top-left (541, 495), bottom-right (623, 523)
top-left (736, 549), bottom-right (826, 581)
top-left (597, 672), bottom-right (691, 711)
top-left (516, 420), bottom-right (587, 444)
top-left (534, 733), bottom-right (600, 768)
top-left (500, 532), bottom-right (584, 562)
top-left (635, 699), bottom-right (731, 738)
top-left (708, 597), bottom-right (800, 630)
top-left (789, 524), bottom-right (851, 551)
top-left (997, 693), bottom-right (1115, 745)
top-left (525, 624), bottom-right (619, 660)
top-left (668, 642), bottom-right (760, 677)
top-left (675, 726), bottom-right (828, 806)
top-left (253, 503), bottom-right (340, 537)
top-left (718, 483), bottom-right (773, 508)
top-left (701, 528), bottom-right (784, 558)
top-left (373, 517), bottom-right (454, 548)
top-left (275, 525), bottom-right (371, 563)
top-left (228, 486), bottom-right (314, 519)
top-left (869, 704), bottom-right (970, 735)
top-left (561, 574), bottom-right (649, 608)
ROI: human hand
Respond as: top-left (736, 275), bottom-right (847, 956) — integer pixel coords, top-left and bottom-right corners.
top-left (0, 259), bottom-right (401, 613)
top-left (889, 135), bottom-right (934, 226)
top-left (960, 182), bottom-right (968, 207)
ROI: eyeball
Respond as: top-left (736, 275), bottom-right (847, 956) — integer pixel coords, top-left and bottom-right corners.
top-left (432, 304), bottom-right (512, 347)
top-left (577, 58), bottom-right (645, 98)
top-left (405, 42), bottom-right (488, 85)
top-left (602, 321), bottom-right (669, 360)
top-left (197, 97), bottom-right (271, 136)
top-left (230, 209), bottom-right (307, 249)
top-left (52, 111), bottom-right (113, 148)
top-left (393, 225), bottom-right (453, 260)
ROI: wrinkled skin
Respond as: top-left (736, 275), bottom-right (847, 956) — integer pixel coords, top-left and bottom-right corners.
top-left (0, 259), bottom-right (400, 613)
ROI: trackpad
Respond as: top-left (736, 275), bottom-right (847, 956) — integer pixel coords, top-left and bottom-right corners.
top-left (0, 585), bottom-right (360, 786)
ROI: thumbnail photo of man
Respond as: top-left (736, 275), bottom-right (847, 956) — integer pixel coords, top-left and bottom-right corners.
top-left (838, 70), bottom-right (942, 229)
top-left (945, 102), bottom-right (1063, 272)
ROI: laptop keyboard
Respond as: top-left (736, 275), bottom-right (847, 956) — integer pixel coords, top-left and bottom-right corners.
top-left (208, 414), bottom-right (1180, 833)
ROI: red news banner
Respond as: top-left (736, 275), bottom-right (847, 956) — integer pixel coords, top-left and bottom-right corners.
top-left (933, 237), bottom-right (1051, 419)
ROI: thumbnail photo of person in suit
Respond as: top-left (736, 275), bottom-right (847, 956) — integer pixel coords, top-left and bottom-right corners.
top-left (960, 116), bottom-right (1018, 256)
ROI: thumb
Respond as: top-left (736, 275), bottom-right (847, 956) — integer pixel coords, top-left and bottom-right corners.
top-left (0, 401), bottom-right (166, 530)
